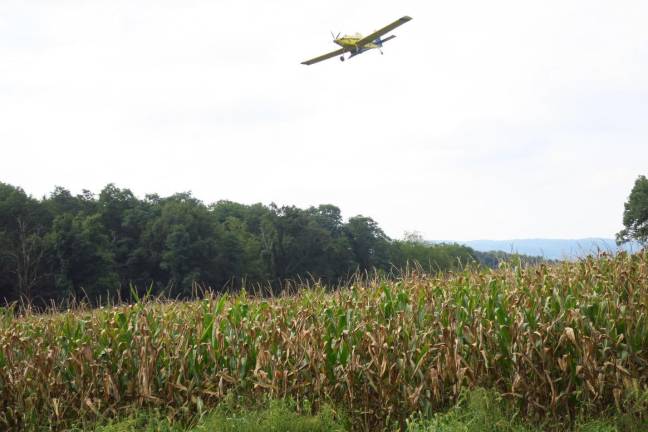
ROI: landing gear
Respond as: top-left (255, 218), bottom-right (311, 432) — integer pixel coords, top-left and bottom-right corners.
top-left (339, 55), bottom-right (345, 62)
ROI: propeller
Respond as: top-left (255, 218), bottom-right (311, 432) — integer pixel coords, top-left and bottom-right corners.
top-left (330, 31), bottom-right (341, 41)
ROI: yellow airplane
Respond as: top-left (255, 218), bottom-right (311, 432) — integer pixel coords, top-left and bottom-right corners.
top-left (301, 16), bottom-right (412, 65)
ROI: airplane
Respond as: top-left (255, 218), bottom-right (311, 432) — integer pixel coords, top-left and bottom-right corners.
top-left (301, 16), bottom-right (412, 65)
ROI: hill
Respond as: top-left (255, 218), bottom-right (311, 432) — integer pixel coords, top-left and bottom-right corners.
top-left (433, 238), bottom-right (642, 260)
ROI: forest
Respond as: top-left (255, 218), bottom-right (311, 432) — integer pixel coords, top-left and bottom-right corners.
top-left (0, 181), bottom-right (499, 305)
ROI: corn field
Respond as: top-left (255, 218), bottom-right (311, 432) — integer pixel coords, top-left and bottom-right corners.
top-left (1, 252), bottom-right (647, 431)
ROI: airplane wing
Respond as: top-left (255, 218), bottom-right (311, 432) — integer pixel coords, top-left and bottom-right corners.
top-left (301, 48), bottom-right (347, 65)
top-left (355, 16), bottom-right (412, 48)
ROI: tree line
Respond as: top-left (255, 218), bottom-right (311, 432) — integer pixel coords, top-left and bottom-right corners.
top-left (0, 182), bottom-right (487, 306)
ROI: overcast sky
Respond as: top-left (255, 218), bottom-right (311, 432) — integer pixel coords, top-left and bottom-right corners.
top-left (1, 1), bottom-right (647, 241)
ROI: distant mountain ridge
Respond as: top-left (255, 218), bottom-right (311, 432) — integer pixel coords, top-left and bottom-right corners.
top-left (431, 238), bottom-right (642, 260)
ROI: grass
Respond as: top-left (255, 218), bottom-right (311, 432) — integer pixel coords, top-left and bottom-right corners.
top-left (92, 412), bottom-right (179, 432)
top-left (82, 398), bottom-right (346, 432)
top-left (196, 399), bottom-right (346, 432)
top-left (1, 252), bottom-right (647, 431)
top-left (404, 388), bottom-right (647, 432)
top-left (83, 390), bottom-right (647, 432)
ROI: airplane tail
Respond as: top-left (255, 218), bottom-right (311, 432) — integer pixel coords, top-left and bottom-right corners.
top-left (379, 35), bottom-right (396, 45)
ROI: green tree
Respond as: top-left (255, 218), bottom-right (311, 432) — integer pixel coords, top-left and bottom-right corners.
top-left (141, 192), bottom-right (226, 295)
top-left (306, 204), bottom-right (355, 280)
top-left (390, 237), bottom-right (476, 274)
top-left (0, 183), bottom-right (52, 301)
top-left (47, 213), bottom-right (119, 301)
top-left (258, 204), bottom-right (354, 283)
top-left (617, 175), bottom-right (648, 246)
top-left (97, 184), bottom-right (154, 290)
top-left (345, 215), bottom-right (390, 271)
top-left (43, 186), bottom-right (95, 216)
top-left (211, 201), bottom-right (268, 284)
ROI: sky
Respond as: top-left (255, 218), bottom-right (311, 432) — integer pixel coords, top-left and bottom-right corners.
top-left (1, 1), bottom-right (647, 241)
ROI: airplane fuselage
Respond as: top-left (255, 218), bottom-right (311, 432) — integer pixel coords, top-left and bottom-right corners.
top-left (334, 34), bottom-right (381, 54)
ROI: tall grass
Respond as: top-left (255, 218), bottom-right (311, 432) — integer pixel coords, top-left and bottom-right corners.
top-left (1, 252), bottom-right (647, 431)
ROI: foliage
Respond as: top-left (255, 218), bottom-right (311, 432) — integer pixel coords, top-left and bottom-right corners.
top-left (390, 240), bottom-right (475, 273)
top-left (0, 181), bottom-right (497, 305)
top-left (0, 183), bottom-right (52, 300)
top-left (90, 411), bottom-right (181, 432)
top-left (404, 388), bottom-right (645, 432)
top-left (404, 388), bottom-right (533, 432)
top-left (197, 399), bottom-right (346, 432)
top-left (78, 399), bottom-right (345, 432)
top-left (470, 249), bottom-right (550, 268)
top-left (70, 393), bottom-right (646, 432)
top-left (47, 213), bottom-right (120, 299)
top-left (72, 390), bottom-right (646, 432)
top-left (617, 175), bottom-right (648, 246)
top-left (1, 253), bottom-right (646, 431)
